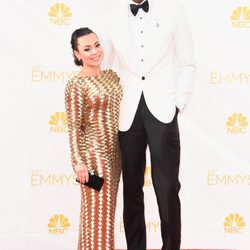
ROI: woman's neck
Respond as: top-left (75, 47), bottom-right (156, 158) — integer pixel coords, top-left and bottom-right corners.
top-left (132, 0), bottom-right (144, 4)
top-left (80, 66), bottom-right (101, 77)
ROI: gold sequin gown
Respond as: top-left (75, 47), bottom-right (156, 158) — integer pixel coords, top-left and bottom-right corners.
top-left (65, 69), bottom-right (123, 250)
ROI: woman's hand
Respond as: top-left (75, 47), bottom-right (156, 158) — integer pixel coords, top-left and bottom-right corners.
top-left (75, 163), bottom-right (89, 184)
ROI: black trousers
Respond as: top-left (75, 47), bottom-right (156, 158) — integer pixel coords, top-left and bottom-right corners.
top-left (119, 93), bottom-right (181, 250)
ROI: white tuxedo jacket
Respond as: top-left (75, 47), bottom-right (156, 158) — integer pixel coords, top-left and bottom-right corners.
top-left (100, 0), bottom-right (195, 131)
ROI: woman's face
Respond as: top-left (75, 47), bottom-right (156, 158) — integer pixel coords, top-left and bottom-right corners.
top-left (74, 33), bottom-right (103, 67)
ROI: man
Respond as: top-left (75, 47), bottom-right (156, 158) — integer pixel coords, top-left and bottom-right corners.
top-left (100, 0), bottom-right (195, 249)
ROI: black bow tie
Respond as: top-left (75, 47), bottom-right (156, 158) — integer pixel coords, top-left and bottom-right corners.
top-left (130, 0), bottom-right (149, 16)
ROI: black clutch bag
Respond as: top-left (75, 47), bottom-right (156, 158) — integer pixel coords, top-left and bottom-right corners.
top-left (76, 173), bottom-right (104, 191)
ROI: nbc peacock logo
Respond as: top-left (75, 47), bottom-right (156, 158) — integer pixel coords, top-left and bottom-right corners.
top-left (226, 113), bottom-right (248, 134)
top-left (48, 214), bottom-right (70, 235)
top-left (231, 6), bottom-right (250, 28)
top-left (48, 3), bottom-right (72, 25)
top-left (223, 213), bottom-right (245, 234)
top-left (49, 112), bottom-right (68, 133)
top-left (144, 165), bottom-right (152, 187)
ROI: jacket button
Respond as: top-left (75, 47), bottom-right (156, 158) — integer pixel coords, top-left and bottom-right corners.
top-left (141, 76), bottom-right (145, 80)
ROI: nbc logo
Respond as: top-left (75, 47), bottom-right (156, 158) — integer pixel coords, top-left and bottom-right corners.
top-left (231, 6), bottom-right (250, 28)
top-left (48, 3), bottom-right (72, 25)
top-left (144, 165), bottom-right (152, 187)
top-left (226, 113), bottom-right (248, 134)
top-left (48, 214), bottom-right (70, 235)
top-left (49, 112), bottom-right (68, 133)
top-left (223, 213), bottom-right (245, 234)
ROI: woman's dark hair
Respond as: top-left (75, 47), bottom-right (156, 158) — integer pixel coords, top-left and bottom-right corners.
top-left (70, 27), bottom-right (95, 66)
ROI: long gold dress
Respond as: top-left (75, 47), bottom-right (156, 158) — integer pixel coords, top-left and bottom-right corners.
top-left (65, 69), bottom-right (123, 250)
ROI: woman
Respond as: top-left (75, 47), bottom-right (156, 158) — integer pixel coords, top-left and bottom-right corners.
top-left (65, 27), bottom-right (122, 250)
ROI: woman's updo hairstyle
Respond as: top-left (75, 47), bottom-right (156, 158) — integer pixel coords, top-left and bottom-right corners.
top-left (70, 27), bottom-right (94, 66)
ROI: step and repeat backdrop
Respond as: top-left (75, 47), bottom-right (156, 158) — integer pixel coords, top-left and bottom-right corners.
top-left (1, 0), bottom-right (250, 249)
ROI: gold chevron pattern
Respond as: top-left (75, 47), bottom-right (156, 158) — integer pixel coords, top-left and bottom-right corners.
top-left (65, 69), bottom-right (122, 250)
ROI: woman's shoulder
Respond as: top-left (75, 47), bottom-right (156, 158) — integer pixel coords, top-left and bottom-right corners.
top-left (104, 69), bottom-right (120, 80)
top-left (65, 76), bottom-right (86, 93)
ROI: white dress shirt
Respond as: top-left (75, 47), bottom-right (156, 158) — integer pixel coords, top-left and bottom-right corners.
top-left (128, 0), bottom-right (151, 73)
